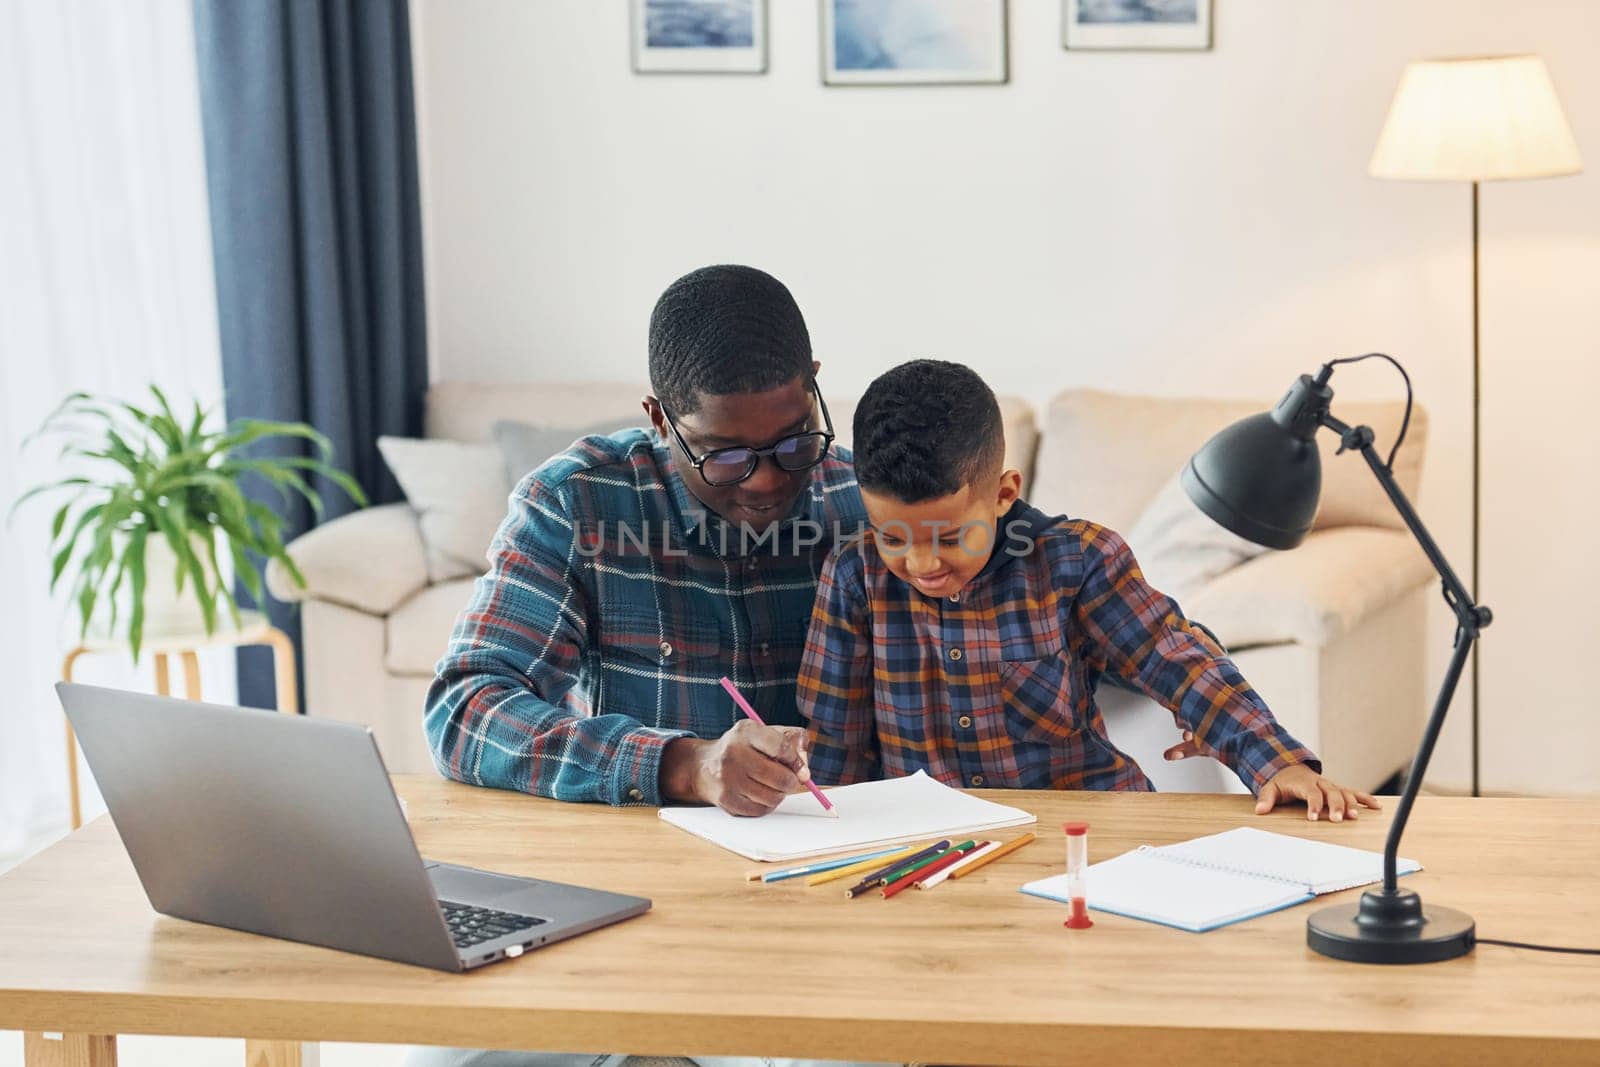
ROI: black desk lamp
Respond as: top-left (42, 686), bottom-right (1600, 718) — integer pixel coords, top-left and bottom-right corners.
top-left (1181, 354), bottom-right (1489, 963)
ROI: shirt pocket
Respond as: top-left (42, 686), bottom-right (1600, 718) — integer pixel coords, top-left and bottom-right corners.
top-left (998, 648), bottom-right (1082, 745)
top-left (596, 600), bottom-right (724, 674)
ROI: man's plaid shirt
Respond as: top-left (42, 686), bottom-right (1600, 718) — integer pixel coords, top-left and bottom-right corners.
top-left (424, 429), bottom-right (865, 805)
top-left (797, 501), bottom-right (1318, 794)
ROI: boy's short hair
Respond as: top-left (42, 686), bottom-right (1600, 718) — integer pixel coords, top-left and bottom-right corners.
top-left (648, 265), bottom-right (812, 416)
top-left (853, 359), bottom-right (1004, 503)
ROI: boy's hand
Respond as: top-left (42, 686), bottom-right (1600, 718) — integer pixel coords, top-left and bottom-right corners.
top-left (1256, 764), bottom-right (1381, 822)
top-left (1162, 729), bottom-right (1206, 762)
top-left (660, 721), bottom-right (812, 817)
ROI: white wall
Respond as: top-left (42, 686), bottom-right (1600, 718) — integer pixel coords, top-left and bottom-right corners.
top-left (410, 0), bottom-right (1600, 796)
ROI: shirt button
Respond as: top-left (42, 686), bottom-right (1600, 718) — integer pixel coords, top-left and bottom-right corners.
top-left (627, 788), bottom-right (643, 801)
top-left (958, 715), bottom-right (973, 729)
top-left (971, 775), bottom-right (985, 787)
top-left (948, 647), bottom-right (963, 661)
top-left (949, 593), bottom-right (960, 603)
top-left (659, 641), bottom-right (673, 659)
top-left (760, 642), bottom-right (770, 657)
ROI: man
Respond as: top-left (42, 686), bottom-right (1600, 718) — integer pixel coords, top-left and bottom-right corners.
top-left (409, 266), bottom-right (882, 1067)
top-left (423, 264), bottom-right (865, 817)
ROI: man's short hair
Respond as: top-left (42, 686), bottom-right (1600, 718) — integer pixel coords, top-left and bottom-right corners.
top-left (648, 265), bottom-right (812, 416)
top-left (853, 359), bottom-right (1005, 503)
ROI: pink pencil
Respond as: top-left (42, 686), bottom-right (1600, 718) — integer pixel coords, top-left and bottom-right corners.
top-left (719, 676), bottom-right (837, 818)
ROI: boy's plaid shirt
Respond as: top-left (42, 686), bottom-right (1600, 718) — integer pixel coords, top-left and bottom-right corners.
top-left (424, 430), bottom-right (865, 805)
top-left (797, 501), bottom-right (1318, 794)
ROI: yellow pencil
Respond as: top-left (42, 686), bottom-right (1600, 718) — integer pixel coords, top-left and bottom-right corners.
top-left (948, 831), bottom-right (1037, 879)
top-left (804, 843), bottom-right (920, 887)
top-left (741, 844), bottom-right (912, 883)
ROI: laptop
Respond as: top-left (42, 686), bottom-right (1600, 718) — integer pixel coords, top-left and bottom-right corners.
top-left (57, 682), bottom-right (651, 972)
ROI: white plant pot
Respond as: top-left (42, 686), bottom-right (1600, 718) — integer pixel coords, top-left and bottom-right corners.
top-left (85, 529), bottom-right (234, 643)
top-left (137, 533), bottom-right (217, 638)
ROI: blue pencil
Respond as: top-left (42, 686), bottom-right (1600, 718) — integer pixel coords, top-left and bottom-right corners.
top-left (746, 845), bottom-right (914, 884)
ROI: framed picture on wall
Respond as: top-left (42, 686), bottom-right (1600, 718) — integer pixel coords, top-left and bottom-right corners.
top-left (632, 0), bottom-right (768, 73)
top-left (822, 0), bottom-right (1008, 86)
top-left (1063, 0), bottom-right (1211, 51)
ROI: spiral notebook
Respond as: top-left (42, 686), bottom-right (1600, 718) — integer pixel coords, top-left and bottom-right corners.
top-left (1020, 826), bottom-right (1421, 933)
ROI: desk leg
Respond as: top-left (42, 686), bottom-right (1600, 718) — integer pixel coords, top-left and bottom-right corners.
top-left (244, 1040), bottom-right (320, 1067)
top-left (22, 1032), bottom-right (116, 1066)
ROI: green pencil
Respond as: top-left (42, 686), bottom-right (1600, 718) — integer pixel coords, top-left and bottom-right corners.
top-left (879, 839), bottom-right (977, 885)
top-left (847, 840), bottom-right (975, 898)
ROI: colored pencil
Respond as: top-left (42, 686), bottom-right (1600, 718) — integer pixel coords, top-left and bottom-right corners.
top-left (744, 845), bottom-right (910, 883)
top-left (853, 839), bottom-right (949, 887)
top-left (719, 676), bottom-right (836, 817)
top-left (864, 838), bottom-right (972, 895)
top-left (917, 840), bottom-right (999, 890)
top-left (882, 843), bottom-right (980, 899)
top-left (948, 831), bottom-right (1037, 879)
top-left (845, 839), bottom-right (950, 898)
top-left (864, 844), bottom-right (960, 883)
top-left (804, 843), bottom-right (920, 887)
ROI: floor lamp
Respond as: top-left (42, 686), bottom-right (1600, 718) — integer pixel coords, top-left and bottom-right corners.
top-left (1369, 55), bottom-right (1582, 796)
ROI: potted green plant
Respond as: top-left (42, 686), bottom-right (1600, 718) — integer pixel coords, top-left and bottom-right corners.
top-left (10, 387), bottom-right (367, 660)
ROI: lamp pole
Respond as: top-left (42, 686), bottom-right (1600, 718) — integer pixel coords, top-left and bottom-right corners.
top-left (1470, 179), bottom-right (1481, 798)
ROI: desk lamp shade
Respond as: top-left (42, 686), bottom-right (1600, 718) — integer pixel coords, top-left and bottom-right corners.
top-left (1370, 55), bottom-right (1582, 182)
top-left (1180, 378), bottom-right (1327, 551)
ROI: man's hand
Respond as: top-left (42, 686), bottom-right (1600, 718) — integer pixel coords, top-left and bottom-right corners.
top-left (660, 721), bottom-right (812, 816)
top-left (1256, 764), bottom-right (1382, 822)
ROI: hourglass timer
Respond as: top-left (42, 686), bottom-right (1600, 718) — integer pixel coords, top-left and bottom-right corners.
top-left (1063, 821), bottom-right (1093, 929)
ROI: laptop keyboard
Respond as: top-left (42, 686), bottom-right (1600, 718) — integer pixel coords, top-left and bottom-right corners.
top-left (439, 900), bottom-right (548, 949)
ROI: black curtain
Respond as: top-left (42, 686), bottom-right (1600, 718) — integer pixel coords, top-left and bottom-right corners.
top-left (192, 0), bottom-right (428, 709)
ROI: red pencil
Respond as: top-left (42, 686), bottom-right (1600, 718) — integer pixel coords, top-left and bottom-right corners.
top-left (881, 843), bottom-right (977, 899)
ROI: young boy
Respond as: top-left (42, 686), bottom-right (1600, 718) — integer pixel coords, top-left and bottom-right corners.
top-left (797, 359), bottom-right (1379, 822)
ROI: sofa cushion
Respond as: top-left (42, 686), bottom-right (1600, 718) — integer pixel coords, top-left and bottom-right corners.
top-left (386, 578), bottom-right (479, 675)
top-left (493, 416), bottom-right (639, 485)
top-left (1030, 389), bottom-right (1428, 536)
top-left (378, 436), bottom-right (508, 583)
top-left (1125, 472), bottom-right (1269, 608)
top-left (1185, 526), bottom-right (1432, 650)
top-left (266, 502), bottom-right (430, 615)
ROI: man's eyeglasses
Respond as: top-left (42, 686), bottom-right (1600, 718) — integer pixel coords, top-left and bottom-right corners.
top-left (657, 381), bottom-right (836, 488)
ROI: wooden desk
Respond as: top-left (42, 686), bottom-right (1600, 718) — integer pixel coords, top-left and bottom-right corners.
top-left (1, 781), bottom-right (1597, 1066)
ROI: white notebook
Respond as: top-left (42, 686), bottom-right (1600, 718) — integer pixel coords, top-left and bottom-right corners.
top-left (658, 770), bottom-right (1036, 862)
top-left (1021, 826), bottom-right (1421, 933)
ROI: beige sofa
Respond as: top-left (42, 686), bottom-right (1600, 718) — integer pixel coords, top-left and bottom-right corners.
top-left (271, 381), bottom-right (1431, 792)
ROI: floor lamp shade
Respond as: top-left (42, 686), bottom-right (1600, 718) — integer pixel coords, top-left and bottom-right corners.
top-left (1370, 55), bottom-right (1582, 181)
